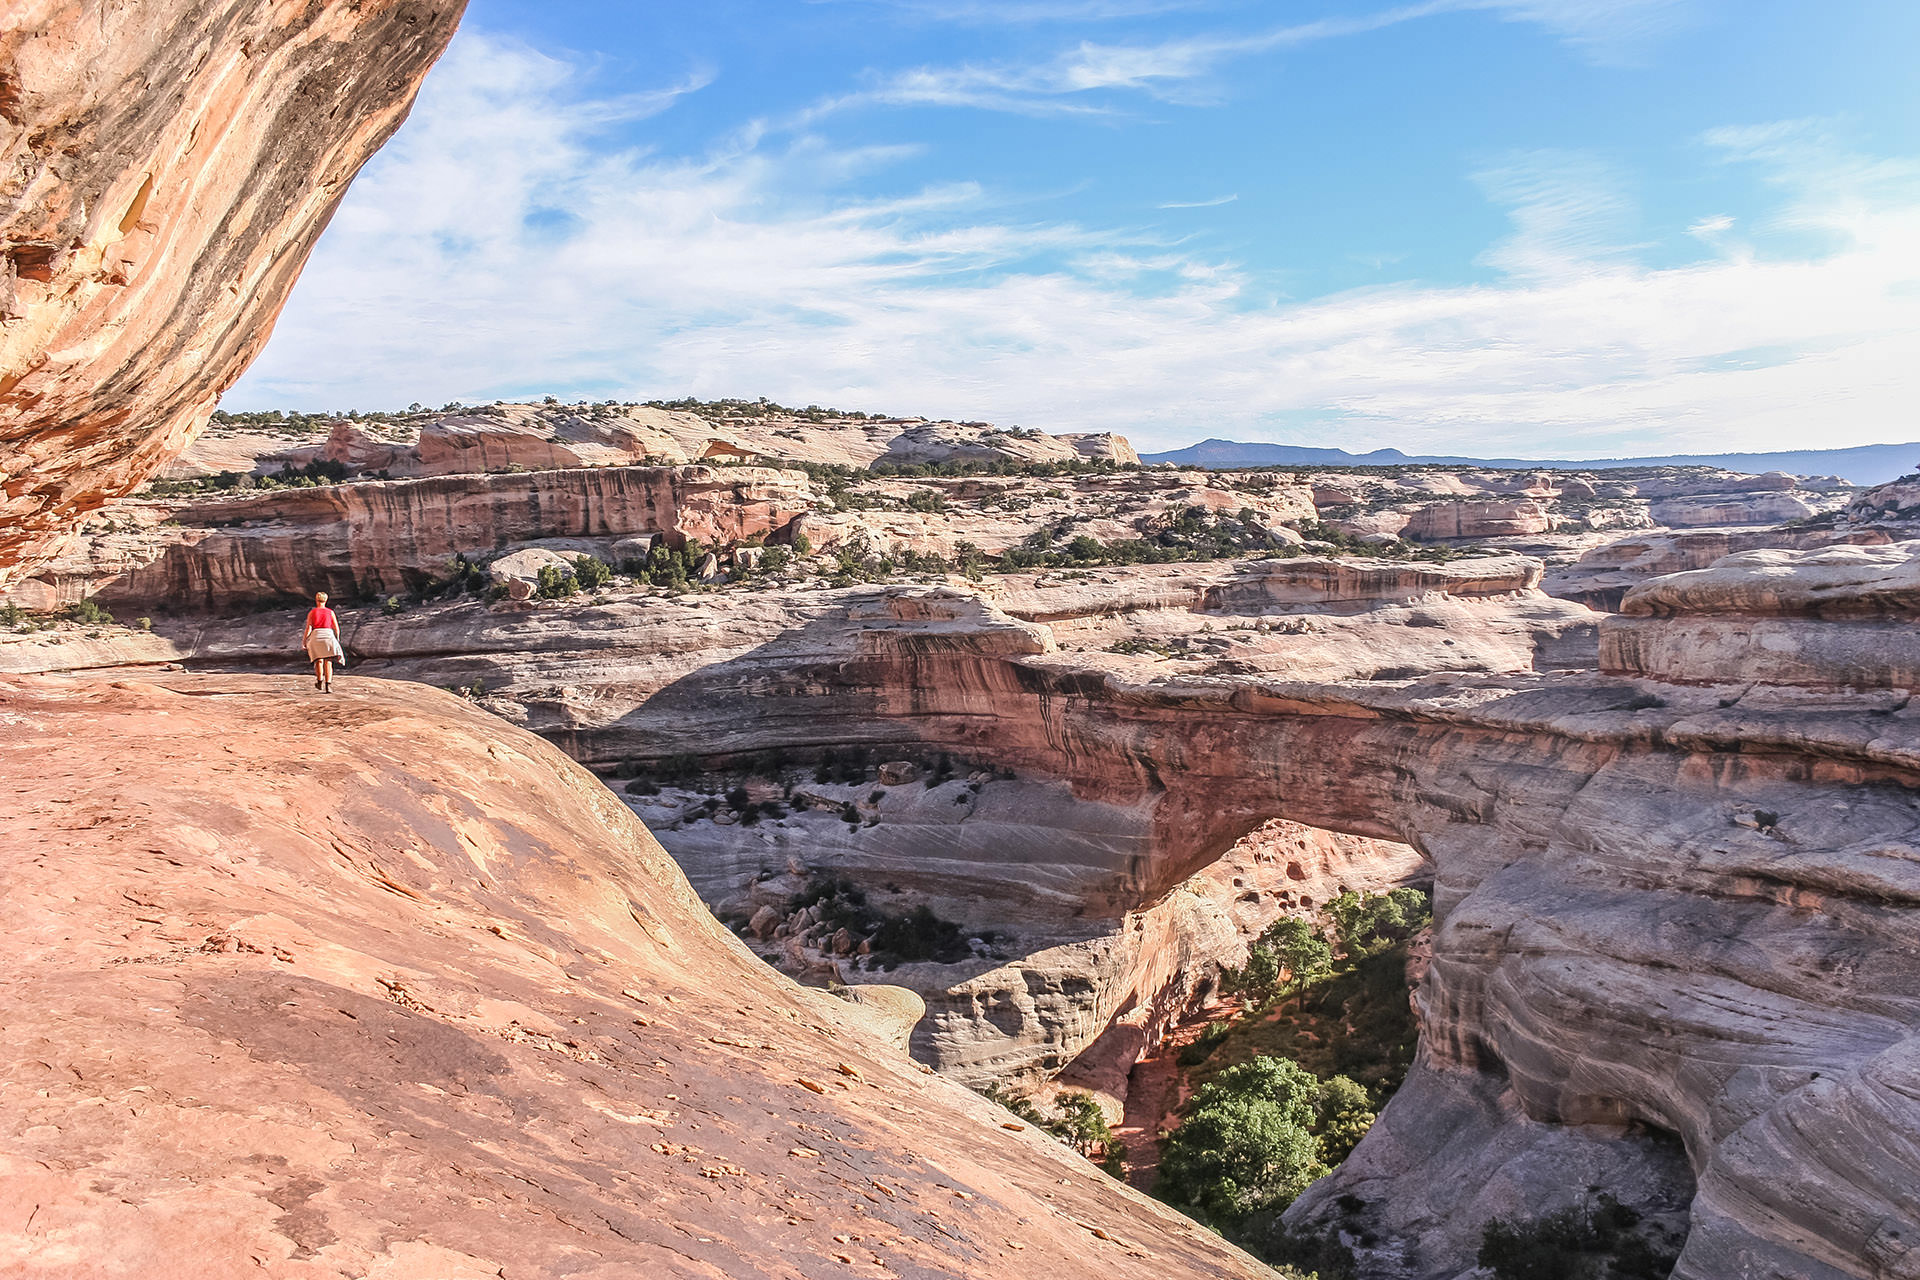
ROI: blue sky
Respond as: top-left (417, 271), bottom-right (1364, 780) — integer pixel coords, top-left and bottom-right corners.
top-left (227, 0), bottom-right (1920, 457)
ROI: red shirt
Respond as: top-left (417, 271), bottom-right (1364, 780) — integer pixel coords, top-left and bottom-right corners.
top-left (306, 606), bottom-right (338, 632)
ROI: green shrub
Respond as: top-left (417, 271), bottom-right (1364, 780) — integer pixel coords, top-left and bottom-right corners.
top-left (1313, 1074), bottom-right (1376, 1165)
top-left (1478, 1195), bottom-right (1677, 1280)
top-left (381, 595), bottom-right (405, 616)
top-left (573, 554), bottom-right (613, 590)
top-left (867, 904), bottom-right (967, 964)
top-left (65, 599), bottom-right (114, 626)
top-left (1178, 1021), bottom-right (1232, 1066)
top-left (535, 563), bottom-right (578, 599)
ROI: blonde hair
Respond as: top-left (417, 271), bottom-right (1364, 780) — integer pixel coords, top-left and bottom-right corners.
top-left (314, 592), bottom-right (329, 604)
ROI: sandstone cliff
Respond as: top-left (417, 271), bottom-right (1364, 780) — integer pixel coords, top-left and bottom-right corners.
top-left (93, 465), bottom-right (811, 610)
top-left (0, 672), bottom-right (1279, 1279)
top-left (0, 0), bottom-right (468, 586)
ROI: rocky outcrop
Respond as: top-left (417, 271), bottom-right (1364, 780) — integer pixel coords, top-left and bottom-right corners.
top-left (77, 465), bottom-right (811, 610)
top-left (1059, 432), bottom-right (1142, 465)
top-left (1402, 498), bottom-right (1554, 541)
top-left (368, 583), bottom-right (1920, 1280)
top-left (1648, 490), bottom-right (1818, 527)
top-left (0, 0), bottom-right (468, 586)
top-left (1543, 526), bottom-right (1892, 611)
top-left (1631, 469), bottom-right (1800, 498)
top-left (0, 672), bottom-right (1276, 1279)
top-left (1601, 541), bottom-right (1920, 689)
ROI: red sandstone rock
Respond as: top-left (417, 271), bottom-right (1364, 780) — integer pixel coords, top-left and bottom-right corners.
top-left (0, 0), bottom-right (468, 586)
top-left (0, 673), bottom-right (1275, 1280)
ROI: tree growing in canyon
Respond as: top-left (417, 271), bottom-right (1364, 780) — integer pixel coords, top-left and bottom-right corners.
top-left (1231, 916), bottom-right (1334, 1011)
top-left (1155, 1056), bottom-right (1328, 1228)
top-left (1327, 887), bottom-right (1430, 960)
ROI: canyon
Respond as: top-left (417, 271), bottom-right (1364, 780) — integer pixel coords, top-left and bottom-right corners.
top-left (6, 7), bottom-right (1920, 1280)
top-left (11, 462), bottom-right (1920, 1278)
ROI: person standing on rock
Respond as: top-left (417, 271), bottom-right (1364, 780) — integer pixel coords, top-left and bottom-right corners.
top-left (303, 592), bottom-right (345, 692)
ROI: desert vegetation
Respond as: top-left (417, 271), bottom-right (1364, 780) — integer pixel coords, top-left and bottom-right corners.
top-left (1131, 889), bottom-right (1432, 1272)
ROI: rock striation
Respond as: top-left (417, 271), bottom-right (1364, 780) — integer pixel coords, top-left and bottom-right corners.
top-left (1543, 526), bottom-right (1892, 611)
top-left (0, 0), bottom-right (468, 586)
top-left (92, 465), bottom-right (810, 610)
top-left (1601, 540), bottom-right (1920, 689)
top-left (1400, 498), bottom-right (1554, 541)
top-left (0, 672), bottom-right (1278, 1280)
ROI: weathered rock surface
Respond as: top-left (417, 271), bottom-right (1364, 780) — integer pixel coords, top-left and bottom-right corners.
top-left (93, 465), bottom-right (810, 609)
top-left (1401, 498), bottom-right (1554, 541)
top-left (1648, 490), bottom-right (1818, 527)
top-left (1602, 540), bottom-right (1920, 689)
top-left (1543, 526), bottom-right (1892, 611)
top-left (0, 672), bottom-right (1277, 1280)
top-left (0, 0), bottom-right (467, 586)
top-left (183, 402), bottom-right (1145, 476)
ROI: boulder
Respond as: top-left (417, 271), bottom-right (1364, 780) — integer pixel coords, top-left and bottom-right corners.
top-left (488, 548), bottom-right (574, 590)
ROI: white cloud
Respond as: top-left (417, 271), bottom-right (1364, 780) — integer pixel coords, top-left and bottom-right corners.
top-left (229, 35), bottom-right (1920, 459)
top-left (821, 0), bottom-right (1216, 22)
top-left (1158, 194), bottom-right (1238, 209)
top-left (792, 0), bottom-right (1698, 124)
top-left (1687, 213), bottom-right (1734, 240)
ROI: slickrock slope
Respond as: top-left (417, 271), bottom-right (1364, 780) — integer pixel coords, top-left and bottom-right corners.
top-left (0, 672), bottom-right (1276, 1280)
top-left (0, 0), bottom-right (467, 586)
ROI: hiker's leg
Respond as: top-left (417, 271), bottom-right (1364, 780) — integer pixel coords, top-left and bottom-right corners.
top-left (313, 659), bottom-right (323, 688)
top-left (319, 659), bottom-right (332, 689)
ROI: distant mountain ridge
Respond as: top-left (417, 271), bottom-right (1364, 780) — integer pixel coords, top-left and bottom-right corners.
top-left (1141, 439), bottom-right (1920, 486)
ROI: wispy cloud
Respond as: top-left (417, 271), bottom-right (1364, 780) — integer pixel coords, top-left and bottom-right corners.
top-left (818, 0), bottom-right (1216, 22)
top-left (230, 36), bottom-right (1920, 459)
top-left (795, 3), bottom-right (1465, 120)
top-left (1472, 149), bottom-right (1644, 278)
top-left (794, 0), bottom-right (1697, 123)
top-left (1158, 193), bottom-right (1238, 208)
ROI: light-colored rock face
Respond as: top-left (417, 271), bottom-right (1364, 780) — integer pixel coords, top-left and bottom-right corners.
top-left (184, 403), bottom-right (1146, 476)
top-left (1649, 490), bottom-right (1818, 527)
top-left (1543, 526), bottom-right (1892, 611)
top-left (0, 0), bottom-right (467, 586)
top-left (1401, 498), bottom-right (1554, 541)
top-left (0, 672), bottom-right (1278, 1280)
top-left (1602, 540), bottom-right (1920, 688)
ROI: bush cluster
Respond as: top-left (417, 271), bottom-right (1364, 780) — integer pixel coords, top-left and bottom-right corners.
top-left (1154, 1056), bottom-right (1376, 1229)
top-left (789, 876), bottom-right (980, 968)
top-left (1478, 1195), bottom-right (1679, 1280)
